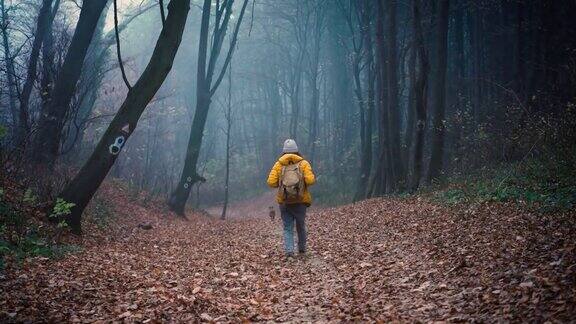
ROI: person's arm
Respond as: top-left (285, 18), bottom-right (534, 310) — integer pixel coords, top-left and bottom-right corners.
top-left (267, 162), bottom-right (281, 188)
top-left (301, 160), bottom-right (316, 186)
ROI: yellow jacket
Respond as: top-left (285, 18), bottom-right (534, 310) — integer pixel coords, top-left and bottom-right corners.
top-left (267, 154), bottom-right (316, 205)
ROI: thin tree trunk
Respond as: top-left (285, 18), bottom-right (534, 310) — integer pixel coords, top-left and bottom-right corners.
top-left (29, 0), bottom-right (108, 167)
top-left (307, 76), bottom-right (320, 164)
top-left (404, 40), bottom-right (416, 167)
top-left (371, 0), bottom-right (389, 197)
top-left (384, 0), bottom-right (404, 192)
top-left (289, 53), bottom-right (304, 139)
top-left (307, 4), bottom-right (324, 165)
top-left (354, 1), bottom-right (374, 201)
top-left (17, 0), bottom-right (54, 147)
top-left (168, 0), bottom-right (248, 215)
top-left (351, 49), bottom-right (367, 196)
top-left (514, 1), bottom-right (525, 101)
top-left (427, 0), bottom-right (450, 183)
top-left (221, 60), bottom-right (232, 220)
top-left (454, 1), bottom-right (465, 85)
top-left (59, 0), bottom-right (190, 233)
top-left (168, 0), bottom-right (212, 216)
top-left (410, 0), bottom-right (429, 192)
top-left (63, 2), bottom-right (110, 160)
top-left (40, 0), bottom-right (60, 118)
top-left (1, 0), bottom-right (19, 145)
top-left (473, 7), bottom-right (482, 121)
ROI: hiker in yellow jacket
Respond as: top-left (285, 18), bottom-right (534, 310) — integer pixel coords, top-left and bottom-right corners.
top-left (267, 139), bottom-right (315, 258)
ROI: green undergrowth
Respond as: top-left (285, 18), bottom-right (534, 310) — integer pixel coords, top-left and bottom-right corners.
top-left (432, 157), bottom-right (576, 212)
top-left (0, 187), bottom-right (81, 270)
top-left (0, 234), bottom-right (81, 267)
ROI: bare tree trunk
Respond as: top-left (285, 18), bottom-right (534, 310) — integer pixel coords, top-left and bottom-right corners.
top-left (62, 2), bottom-right (111, 160)
top-left (168, 0), bottom-right (213, 216)
top-left (40, 0), bottom-right (60, 117)
top-left (17, 0), bottom-right (54, 147)
top-left (1, 0), bottom-right (19, 145)
top-left (384, 0), bottom-right (404, 192)
top-left (307, 75), bottom-right (320, 164)
top-left (427, 0), bottom-right (450, 183)
top-left (169, 0), bottom-right (248, 216)
top-left (410, 0), bottom-right (429, 192)
top-left (354, 1), bottom-right (374, 201)
top-left (28, 0), bottom-right (108, 167)
top-left (471, 7), bottom-right (482, 122)
top-left (404, 40), bottom-right (416, 167)
top-left (371, 0), bottom-right (389, 197)
top-left (307, 3), bottom-right (325, 165)
top-left (289, 54), bottom-right (304, 139)
top-left (266, 80), bottom-right (281, 168)
top-left (513, 1), bottom-right (525, 101)
top-left (221, 60), bottom-right (233, 220)
top-left (58, 0), bottom-right (191, 233)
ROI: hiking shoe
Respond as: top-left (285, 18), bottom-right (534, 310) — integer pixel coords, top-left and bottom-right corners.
top-left (285, 252), bottom-right (295, 260)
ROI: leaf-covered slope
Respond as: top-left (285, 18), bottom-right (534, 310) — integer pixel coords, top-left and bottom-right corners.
top-left (1, 189), bottom-right (574, 322)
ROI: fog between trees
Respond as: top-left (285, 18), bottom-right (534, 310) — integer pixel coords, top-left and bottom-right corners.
top-left (1, 0), bottom-right (575, 231)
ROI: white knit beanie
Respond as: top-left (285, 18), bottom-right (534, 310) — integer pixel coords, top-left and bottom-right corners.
top-left (282, 139), bottom-right (299, 153)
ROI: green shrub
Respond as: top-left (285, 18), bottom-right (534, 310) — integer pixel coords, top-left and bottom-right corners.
top-left (23, 189), bottom-right (38, 205)
top-left (50, 198), bottom-right (75, 219)
top-left (434, 157), bottom-right (576, 212)
top-left (0, 188), bottom-right (82, 270)
top-left (0, 233), bottom-right (81, 265)
top-left (437, 188), bottom-right (467, 205)
top-left (47, 198), bottom-right (75, 241)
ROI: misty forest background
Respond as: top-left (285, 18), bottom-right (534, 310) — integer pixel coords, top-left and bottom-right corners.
top-left (1, 0), bottom-right (576, 321)
top-left (1, 0), bottom-right (575, 228)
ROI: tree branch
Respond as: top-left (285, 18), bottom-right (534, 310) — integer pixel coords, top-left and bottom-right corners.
top-left (159, 0), bottom-right (166, 27)
top-left (210, 0), bottom-right (249, 96)
top-left (114, 0), bottom-right (132, 90)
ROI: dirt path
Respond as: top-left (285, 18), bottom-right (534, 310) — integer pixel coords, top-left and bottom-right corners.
top-left (1, 189), bottom-right (575, 322)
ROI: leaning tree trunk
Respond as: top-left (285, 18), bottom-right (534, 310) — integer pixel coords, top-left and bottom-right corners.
top-left (29, 0), bottom-right (108, 167)
top-left (63, 2), bottom-right (111, 159)
top-left (427, 0), bottom-right (450, 183)
top-left (168, 0), bottom-right (212, 216)
top-left (58, 0), bottom-right (190, 233)
top-left (167, 88), bottom-right (211, 215)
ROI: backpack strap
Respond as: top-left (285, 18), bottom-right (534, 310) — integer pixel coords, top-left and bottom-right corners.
top-left (278, 165), bottom-right (285, 198)
top-left (279, 164), bottom-right (286, 184)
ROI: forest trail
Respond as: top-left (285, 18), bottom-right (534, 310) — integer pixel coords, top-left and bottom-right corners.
top-left (205, 192), bottom-right (278, 219)
top-left (1, 185), bottom-right (575, 322)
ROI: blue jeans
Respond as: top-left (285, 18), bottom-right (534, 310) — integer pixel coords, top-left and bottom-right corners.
top-left (280, 203), bottom-right (307, 254)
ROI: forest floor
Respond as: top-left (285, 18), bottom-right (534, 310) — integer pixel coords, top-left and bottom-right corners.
top-left (1, 183), bottom-right (575, 323)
